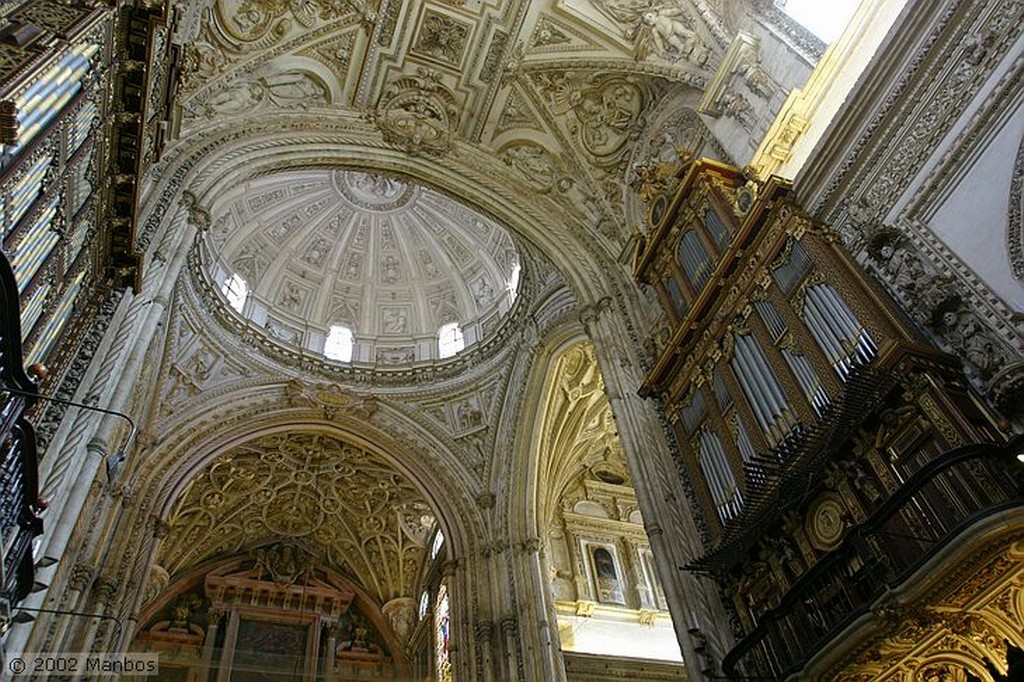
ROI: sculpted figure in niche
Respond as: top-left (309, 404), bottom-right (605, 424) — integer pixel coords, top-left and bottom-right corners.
top-left (382, 255), bottom-right (401, 283)
top-left (279, 282), bottom-right (303, 311)
top-left (382, 309), bottom-right (408, 334)
top-left (472, 276), bottom-right (494, 307)
top-left (456, 399), bottom-right (483, 431)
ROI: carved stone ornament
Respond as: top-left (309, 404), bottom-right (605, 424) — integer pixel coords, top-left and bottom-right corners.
top-left (412, 11), bottom-right (470, 66)
top-left (253, 542), bottom-right (315, 587)
top-left (374, 70), bottom-right (459, 156)
top-left (285, 379), bottom-right (377, 420)
top-left (160, 432), bottom-right (432, 603)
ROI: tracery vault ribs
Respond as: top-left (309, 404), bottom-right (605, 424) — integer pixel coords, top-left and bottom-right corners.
top-left (158, 432), bottom-right (435, 604)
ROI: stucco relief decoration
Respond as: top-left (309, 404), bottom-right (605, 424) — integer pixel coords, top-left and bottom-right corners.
top-left (180, 0), bottom-right (368, 87)
top-left (213, 0), bottom-right (371, 45)
top-left (499, 142), bottom-right (558, 192)
top-left (160, 432), bottom-right (431, 603)
top-left (336, 170), bottom-right (417, 211)
top-left (374, 70), bottom-right (459, 156)
top-left (863, 225), bottom-right (1016, 393)
top-left (590, 0), bottom-right (710, 64)
top-left (412, 11), bottom-right (471, 67)
top-left (533, 73), bottom-right (643, 164)
top-left (182, 69), bottom-right (329, 120)
top-left (285, 379), bottom-right (377, 420)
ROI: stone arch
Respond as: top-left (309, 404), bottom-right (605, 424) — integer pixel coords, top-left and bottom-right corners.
top-left (88, 366), bottom-right (493, 675)
top-left (143, 115), bottom-right (627, 306)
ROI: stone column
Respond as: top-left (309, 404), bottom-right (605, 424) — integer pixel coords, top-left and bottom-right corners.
top-left (215, 609), bottom-right (240, 682)
top-left (579, 298), bottom-right (732, 681)
top-left (321, 622), bottom-right (338, 677)
top-left (199, 608), bottom-right (225, 680)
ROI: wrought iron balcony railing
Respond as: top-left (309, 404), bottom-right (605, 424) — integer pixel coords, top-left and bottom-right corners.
top-left (721, 440), bottom-right (1024, 679)
top-left (0, 250), bottom-right (44, 617)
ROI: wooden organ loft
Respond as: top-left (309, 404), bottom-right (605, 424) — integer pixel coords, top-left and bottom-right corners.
top-left (633, 157), bottom-right (1023, 679)
top-left (0, 0), bottom-right (174, 627)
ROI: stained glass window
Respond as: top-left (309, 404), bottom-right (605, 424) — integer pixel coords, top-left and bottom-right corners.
top-left (435, 581), bottom-right (453, 682)
top-left (418, 590), bottom-right (429, 621)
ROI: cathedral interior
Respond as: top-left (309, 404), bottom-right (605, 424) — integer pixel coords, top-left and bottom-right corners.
top-left (0, 0), bottom-right (1022, 680)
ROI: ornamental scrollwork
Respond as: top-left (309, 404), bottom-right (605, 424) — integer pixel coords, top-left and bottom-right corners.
top-left (160, 432), bottom-right (435, 603)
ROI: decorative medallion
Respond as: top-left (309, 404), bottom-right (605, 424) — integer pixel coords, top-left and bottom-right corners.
top-left (334, 171), bottom-right (417, 212)
top-left (806, 495), bottom-right (847, 550)
top-left (412, 11), bottom-right (471, 67)
top-left (374, 71), bottom-right (459, 156)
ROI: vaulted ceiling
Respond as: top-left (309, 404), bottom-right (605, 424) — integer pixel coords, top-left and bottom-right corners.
top-left (204, 168), bottom-right (520, 359)
top-left (169, 0), bottom-right (743, 262)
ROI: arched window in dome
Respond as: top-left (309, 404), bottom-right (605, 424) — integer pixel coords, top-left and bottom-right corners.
top-left (222, 273), bottom-right (248, 313)
top-left (419, 590), bottom-right (430, 621)
top-left (507, 263), bottom-right (522, 302)
top-left (324, 324), bottom-right (354, 362)
top-left (430, 529), bottom-right (445, 560)
top-left (435, 581), bottom-right (453, 682)
top-left (438, 322), bottom-right (465, 359)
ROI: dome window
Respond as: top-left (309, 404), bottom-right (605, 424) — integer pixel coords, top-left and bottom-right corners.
top-left (222, 273), bottom-right (248, 314)
top-left (430, 529), bottom-right (445, 560)
top-left (438, 322), bottom-right (465, 359)
top-left (507, 263), bottom-right (522, 302)
top-left (324, 324), bottom-right (354, 362)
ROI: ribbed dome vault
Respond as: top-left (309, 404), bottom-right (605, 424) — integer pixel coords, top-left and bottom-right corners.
top-left (203, 169), bottom-right (521, 365)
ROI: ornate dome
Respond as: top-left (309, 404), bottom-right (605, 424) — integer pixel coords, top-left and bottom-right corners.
top-left (202, 169), bottom-right (521, 365)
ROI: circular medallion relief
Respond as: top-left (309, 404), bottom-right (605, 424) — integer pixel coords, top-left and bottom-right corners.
top-left (262, 491), bottom-right (324, 537)
top-left (335, 170), bottom-right (417, 211)
top-left (807, 496), bottom-right (847, 550)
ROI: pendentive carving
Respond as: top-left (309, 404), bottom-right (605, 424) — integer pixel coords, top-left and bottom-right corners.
top-left (374, 70), bottom-right (459, 156)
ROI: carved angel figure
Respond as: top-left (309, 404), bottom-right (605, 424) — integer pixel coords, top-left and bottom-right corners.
top-left (636, 8), bottom-right (697, 58)
top-left (591, 1), bottom-right (707, 63)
